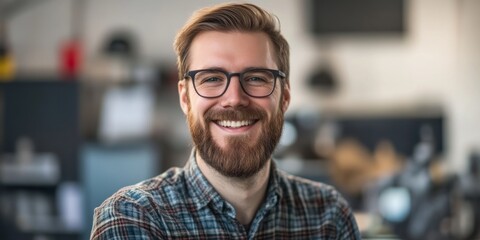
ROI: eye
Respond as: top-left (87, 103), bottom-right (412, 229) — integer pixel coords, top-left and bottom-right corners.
top-left (195, 71), bottom-right (226, 86)
top-left (201, 76), bottom-right (222, 84)
top-left (243, 71), bottom-right (273, 86)
top-left (245, 76), bottom-right (268, 83)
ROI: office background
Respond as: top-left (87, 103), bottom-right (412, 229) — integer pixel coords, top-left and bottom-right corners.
top-left (0, 0), bottom-right (479, 239)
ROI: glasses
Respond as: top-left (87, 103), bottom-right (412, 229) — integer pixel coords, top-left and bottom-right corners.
top-left (184, 68), bottom-right (286, 98)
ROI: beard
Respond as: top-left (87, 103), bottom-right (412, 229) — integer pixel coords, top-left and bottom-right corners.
top-left (187, 102), bottom-right (284, 179)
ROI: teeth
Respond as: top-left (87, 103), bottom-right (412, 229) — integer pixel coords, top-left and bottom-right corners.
top-left (217, 120), bottom-right (254, 128)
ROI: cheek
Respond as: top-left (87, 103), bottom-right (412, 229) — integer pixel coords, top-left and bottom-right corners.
top-left (187, 95), bottom-right (214, 126)
top-left (254, 101), bottom-right (280, 123)
top-left (266, 90), bottom-right (284, 116)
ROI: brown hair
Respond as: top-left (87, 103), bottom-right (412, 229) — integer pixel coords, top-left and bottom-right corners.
top-left (173, 3), bottom-right (290, 85)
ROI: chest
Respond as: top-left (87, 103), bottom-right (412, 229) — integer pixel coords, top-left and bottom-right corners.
top-left (155, 203), bottom-right (339, 239)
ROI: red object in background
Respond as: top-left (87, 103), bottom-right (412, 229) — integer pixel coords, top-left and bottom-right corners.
top-left (60, 39), bottom-right (82, 79)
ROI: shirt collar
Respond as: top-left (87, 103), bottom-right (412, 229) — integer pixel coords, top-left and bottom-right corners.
top-left (185, 148), bottom-right (283, 211)
top-left (185, 149), bottom-right (225, 210)
top-left (263, 160), bottom-right (283, 209)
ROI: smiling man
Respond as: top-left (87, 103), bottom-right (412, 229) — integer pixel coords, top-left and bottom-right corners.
top-left (91, 3), bottom-right (360, 239)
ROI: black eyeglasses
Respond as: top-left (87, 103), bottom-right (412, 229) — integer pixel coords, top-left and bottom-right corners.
top-left (184, 68), bottom-right (286, 98)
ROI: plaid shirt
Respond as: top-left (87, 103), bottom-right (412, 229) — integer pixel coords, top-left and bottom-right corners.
top-left (91, 150), bottom-right (361, 239)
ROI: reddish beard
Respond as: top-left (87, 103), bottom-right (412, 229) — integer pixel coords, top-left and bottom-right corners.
top-left (187, 105), bottom-right (284, 178)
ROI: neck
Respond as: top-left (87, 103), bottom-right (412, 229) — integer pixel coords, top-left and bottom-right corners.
top-left (196, 151), bottom-right (271, 226)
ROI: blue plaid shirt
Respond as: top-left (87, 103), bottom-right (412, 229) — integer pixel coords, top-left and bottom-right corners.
top-left (91, 150), bottom-right (361, 239)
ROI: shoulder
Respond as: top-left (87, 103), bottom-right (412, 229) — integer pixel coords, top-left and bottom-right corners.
top-left (91, 167), bottom-right (187, 238)
top-left (276, 169), bottom-right (361, 238)
top-left (276, 169), bottom-right (354, 221)
top-left (94, 166), bottom-right (187, 221)
top-left (277, 169), bottom-right (342, 203)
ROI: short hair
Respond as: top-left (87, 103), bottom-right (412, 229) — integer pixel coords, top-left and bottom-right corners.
top-left (173, 3), bottom-right (290, 85)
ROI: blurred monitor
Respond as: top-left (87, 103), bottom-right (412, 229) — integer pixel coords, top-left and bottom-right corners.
top-left (307, 0), bottom-right (405, 35)
top-left (282, 113), bottom-right (444, 160)
top-left (336, 116), bottom-right (444, 157)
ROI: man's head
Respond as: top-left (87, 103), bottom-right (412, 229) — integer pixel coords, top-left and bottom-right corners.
top-left (174, 3), bottom-right (290, 179)
top-left (174, 3), bottom-right (290, 85)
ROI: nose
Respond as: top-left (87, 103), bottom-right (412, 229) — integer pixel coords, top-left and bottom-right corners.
top-left (219, 76), bottom-right (249, 108)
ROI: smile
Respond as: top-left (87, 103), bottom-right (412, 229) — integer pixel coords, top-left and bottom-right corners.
top-left (216, 120), bottom-right (256, 128)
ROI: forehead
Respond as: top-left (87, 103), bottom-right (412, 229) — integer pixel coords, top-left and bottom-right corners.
top-left (188, 31), bottom-right (277, 70)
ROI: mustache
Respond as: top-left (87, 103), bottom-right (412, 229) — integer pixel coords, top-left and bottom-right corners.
top-left (204, 107), bottom-right (266, 121)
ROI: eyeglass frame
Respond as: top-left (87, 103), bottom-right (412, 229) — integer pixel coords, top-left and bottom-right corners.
top-left (183, 68), bottom-right (286, 98)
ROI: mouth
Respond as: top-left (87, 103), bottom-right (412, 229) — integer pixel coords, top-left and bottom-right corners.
top-left (215, 119), bottom-right (257, 129)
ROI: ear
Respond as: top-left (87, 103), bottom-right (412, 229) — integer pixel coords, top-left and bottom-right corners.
top-left (178, 80), bottom-right (189, 115)
top-left (281, 83), bottom-right (291, 113)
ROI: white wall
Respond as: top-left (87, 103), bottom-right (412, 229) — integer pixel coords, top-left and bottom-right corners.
top-left (451, 0), bottom-right (480, 172)
top-left (6, 0), bottom-right (480, 172)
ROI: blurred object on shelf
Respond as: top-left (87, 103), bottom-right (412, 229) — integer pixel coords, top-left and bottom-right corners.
top-left (354, 211), bottom-right (397, 238)
top-left (56, 182), bottom-right (84, 230)
top-left (278, 108), bottom-right (322, 159)
top-left (83, 28), bottom-right (158, 85)
top-left (367, 126), bottom-right (480, 240)
top-left (451, 150), bottom-right (480, 240)
top-left (330, 138), bottom-right (371, 194)
top-left (313, 119), bottom-right (338, 159)
top-left (59, 0), bottom-right (85, 80)
top-left (0, 22), bottom-right (15, 81)
top-left (59, 39), bottom-right (82, 80)
top-left (13, 190), bottom-right (83, 235)
top-left (98, 84), bottom-right (155, 144)
top-left (330, 139), bottom-right (404, 196)
top-left (82, 30), bottom-right (131, 83)
top-left (84, 30), bottom-right (136, 83)
top-left (308, 64), bottom-right (338, 94)
top-left (102, 30), bottom-right (137, 59)
top-left (0, 137), bottom-right (60, 186)
top-left (377, 187), bottom-right (410, 224)
top-left (277, 120), bottom-right (298, 154)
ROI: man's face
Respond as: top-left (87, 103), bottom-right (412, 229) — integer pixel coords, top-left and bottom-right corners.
top-left (178, 31), bottom-right (290, 178)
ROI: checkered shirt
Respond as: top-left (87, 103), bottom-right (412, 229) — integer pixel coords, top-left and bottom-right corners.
top-left (91, 150), bottom-right (361, 239)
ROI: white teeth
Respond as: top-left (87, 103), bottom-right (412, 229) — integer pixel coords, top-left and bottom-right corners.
top-left (218, 120), bottom-right (254, 128)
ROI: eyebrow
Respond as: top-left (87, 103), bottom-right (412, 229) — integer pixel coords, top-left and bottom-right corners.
top-left (194, 66), bottom-right (270, 72)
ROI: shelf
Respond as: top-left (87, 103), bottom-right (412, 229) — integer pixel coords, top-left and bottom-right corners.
top-left (16, 215), bottom-right (83, 235)
top-left (0, 154), bottom-right (60, 186)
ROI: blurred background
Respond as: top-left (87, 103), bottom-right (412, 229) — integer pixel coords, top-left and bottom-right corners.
top-left (0, 0), bottom-right (479, 239)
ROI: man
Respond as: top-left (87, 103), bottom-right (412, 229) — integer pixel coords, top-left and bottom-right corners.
top-left (91, 3), bottom-right (361, 239)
